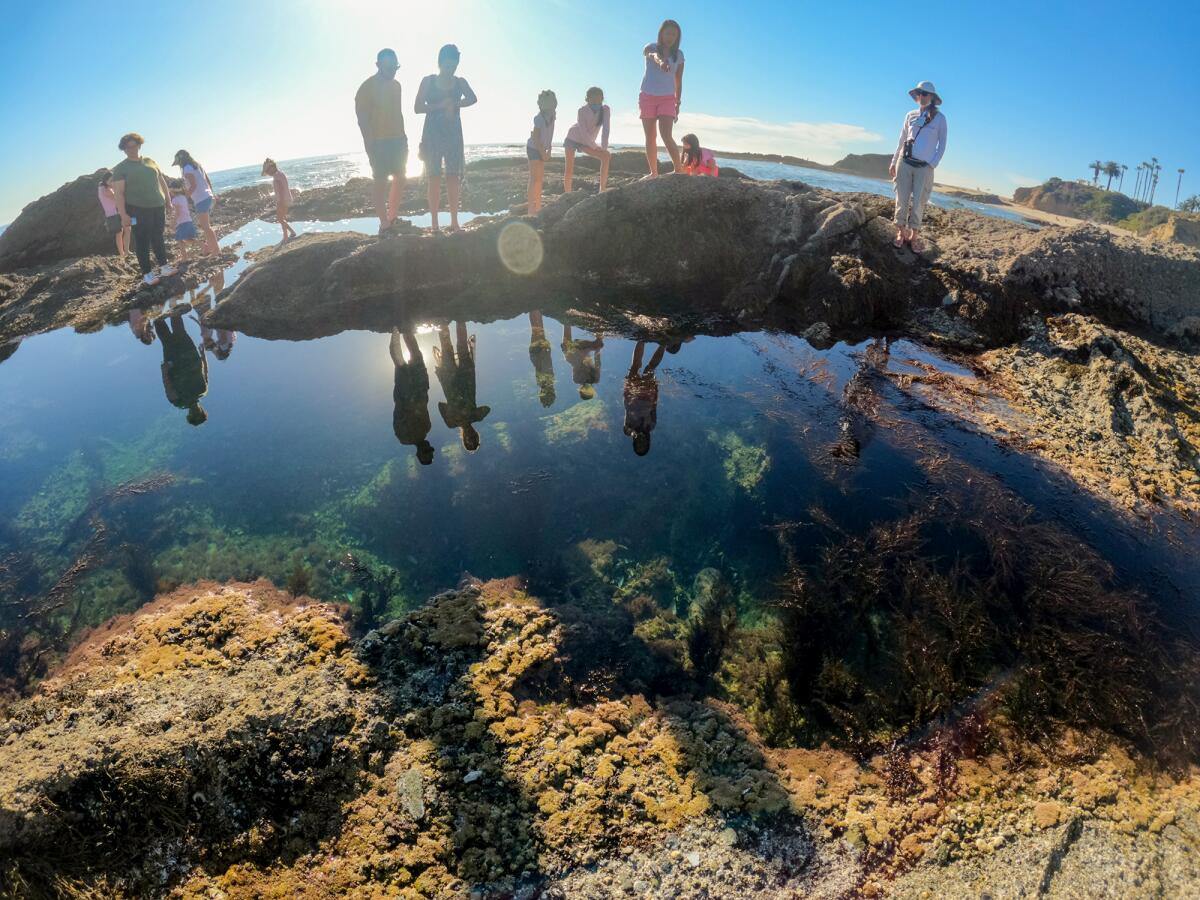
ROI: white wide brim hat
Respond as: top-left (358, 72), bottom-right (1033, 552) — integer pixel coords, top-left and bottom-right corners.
top-left (909, 80), bottom-right (942, 104)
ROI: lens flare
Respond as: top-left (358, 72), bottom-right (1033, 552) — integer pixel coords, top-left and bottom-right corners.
top-left (497, 222), bottom-right (543, 275)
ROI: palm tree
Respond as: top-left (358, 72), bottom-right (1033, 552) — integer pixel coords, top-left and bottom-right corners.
top-left (1139, 161), bottom-right (1152, 202)
top-left (1134, 163), bottom-right (1144, 199)
top-left (1103, 161), bottom-right (1120, 191)
top-left (1175, 169), bottom-right (1185, 209)
top-left (1118, 164), bottom-right (1128, 194)
top-left (1148, 158), bottom-right (1160, 204)
top-left (1089, 160), bottom-right (1103, 185)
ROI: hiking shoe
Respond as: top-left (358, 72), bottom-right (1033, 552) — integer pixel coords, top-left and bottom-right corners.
top-left (142, 272), bottom-right (160, 287)
top-left (158, 264), bottom-right (178, 277)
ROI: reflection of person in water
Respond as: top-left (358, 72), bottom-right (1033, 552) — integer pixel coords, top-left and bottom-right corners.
top-left (528, 311), bottom-right (556, 407)
top-left (154, 313), bottom-right (208, 426)
top-left (197, 270), bottom-right (236, 360)
top-left (433, 322), bottom-right (490, 451)
top-left (561, 323), bottom-right (603, 400)
top-left (390, 328), bottom-right (435, 465)
top-left (128, 307), bottom-right (155, 344)
top-left (624, 340), bottom-right (666, 456)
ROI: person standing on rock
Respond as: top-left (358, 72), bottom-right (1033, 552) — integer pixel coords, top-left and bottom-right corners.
top-left (639, 19), bottom-right (685, 177)
top-left (889, 81), bottom-right (947, 254)
top-left (356, 49), bottom-right (409, 236)
top-left (97, 170), bottom-right (130, 256)
top-left (415, 44), bottom-right (477, 233)
top-left (172, 151), bottom-right (219, 257)
top-left (111, 133), bottom-right (177, 286)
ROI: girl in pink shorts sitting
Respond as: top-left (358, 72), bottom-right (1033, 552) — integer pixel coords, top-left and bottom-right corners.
top-left (680, 134), bottom-right (719, 177)
top-left (639, 19), bottom-right (684, 177)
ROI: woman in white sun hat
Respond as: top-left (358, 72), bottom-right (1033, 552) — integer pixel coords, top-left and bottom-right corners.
top-left (888, 80), bottom-right (947, 253)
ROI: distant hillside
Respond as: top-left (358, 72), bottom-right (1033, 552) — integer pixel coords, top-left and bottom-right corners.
top-left (1013, 178), bottom-right (1144, 224)
top-left (829, 153), bottom-right (893, 180)
top-left (711, 150), bottom-right (826, 169)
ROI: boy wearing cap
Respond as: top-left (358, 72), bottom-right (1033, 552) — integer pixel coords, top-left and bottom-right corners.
top-left (356, 48), bottom-right (408, 234)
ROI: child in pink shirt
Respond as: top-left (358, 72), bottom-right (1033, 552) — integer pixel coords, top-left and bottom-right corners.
top-left (98, 170), bottom-right (130, 255)
top-left (680, 134), bottom-right (719, 177)
top-left (262, 158), bottom-right (297, 242)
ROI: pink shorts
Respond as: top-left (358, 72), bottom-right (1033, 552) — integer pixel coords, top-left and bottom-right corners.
top-left (638, 92), bottom-right (678, 120)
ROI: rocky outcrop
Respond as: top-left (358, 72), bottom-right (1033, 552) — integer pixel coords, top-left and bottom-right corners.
top-left (0, 170), bottom-right (115, 272)
top-left (829, 152), bottom-right (893, 180)
top-left (0, 250), bottom-right (238, 344)
top-left (208, 174), bottom-right (1200, 348)
top-left (1013, 178), bottom-right (1143, 223)
top-left (1148, 213), bottom-right (1200, 249)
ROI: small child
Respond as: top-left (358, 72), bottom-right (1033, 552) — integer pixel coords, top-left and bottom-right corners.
top-left (170, 181), bottom-right (199, 262)
top-left (98, 170), bottom-right (129, 255)
top-left (680, 134), bottom-right (719, 177)
top-left (262, 158), bottom-right (297, 241)
top-left (563, 87), bottom-right (612, 193)
top-left (525, 90), bottom-right (557, 215)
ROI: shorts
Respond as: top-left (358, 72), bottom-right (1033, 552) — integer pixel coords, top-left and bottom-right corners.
top-left (526, 144), bottom-right (545, 162)
top-left (638, 92), bottom-right (677, 120)
top-left (421, 143), bottom-right (464, 178)
top-left (175, 221), bottom-right (199, 241)
top-left (564, 137), bottom-right (587, 152)
top-left (367, 137), bottom-right (409, 179)
top-left (193, 196), bottom-right (214, 214)
top-left (105, 214), bottom-right (123, 235)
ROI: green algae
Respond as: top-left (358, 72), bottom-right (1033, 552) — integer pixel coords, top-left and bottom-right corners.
top-left (541, 399), bottom-right (607, 444)
top-left (707, 429), bottom-right (770, 493)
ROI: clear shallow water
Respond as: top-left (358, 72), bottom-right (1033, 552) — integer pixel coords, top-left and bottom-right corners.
top-left (3, 214), bottom-right (1197, 755)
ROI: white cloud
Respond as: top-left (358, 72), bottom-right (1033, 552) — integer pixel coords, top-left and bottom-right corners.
top-left (608, 110), bottom-right (882, 162)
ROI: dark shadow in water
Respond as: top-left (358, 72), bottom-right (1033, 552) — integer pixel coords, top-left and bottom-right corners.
top-left (433, 321), bottom-right (491, 452)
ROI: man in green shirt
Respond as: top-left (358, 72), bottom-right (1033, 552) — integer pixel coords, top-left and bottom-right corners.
top-left (111, 132), bottom-right (176, 286)
top-left (355, 49), bottom-right (408, 234)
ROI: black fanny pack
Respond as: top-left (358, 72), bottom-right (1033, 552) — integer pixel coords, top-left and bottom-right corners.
top-left (902, 153), bottom-right (929, 169)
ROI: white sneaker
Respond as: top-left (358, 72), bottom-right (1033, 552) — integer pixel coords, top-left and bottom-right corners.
top-left (143, 272), bottom-right (160, 287)
top-left (158, 265), bottom-right (177, 277)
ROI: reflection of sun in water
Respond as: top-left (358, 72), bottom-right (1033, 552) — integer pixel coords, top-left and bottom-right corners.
top-left (497, 222), bottom-right (543, 275)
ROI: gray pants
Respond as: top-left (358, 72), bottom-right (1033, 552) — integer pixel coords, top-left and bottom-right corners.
top-left (894, 161), bottom-right (935, 229)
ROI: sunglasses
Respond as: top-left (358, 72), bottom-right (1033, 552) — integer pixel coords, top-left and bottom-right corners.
top-left (915, 90), bottom-right (930, 97)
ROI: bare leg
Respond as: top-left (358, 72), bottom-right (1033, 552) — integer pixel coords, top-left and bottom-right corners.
top-left (642, 118), bottom-right (659, 176)
top-left (644, 344), bottom-right (667, 373)
top-left (629, 340), bottom-right (646, 376)
top-left (527, 160), bottom-right (544, 214)
top-left (195, 211), bottom-right (218, 256)
top-left (658, 116), bottom-right (681, 172)
top-left (428, 175), bottom-right (442, 232)
top-left (115, 232), bottom-right (124, 255)
top-left (447, 176), bottom-right (461, 230)
top-left (455, 320), bottom-right (470, 361)
top-left (120, 225), bottom-right (131, 255)
top-left (909, 228), bottom-right (923, 252)
top-left (373, 177), bottom-right (389, 227)
top-left (563, 146), bottom-right (576, 193)
top-left (598, 148), bottom-right (611, 192)
top-left (388, 174), bottom-right (406, 223)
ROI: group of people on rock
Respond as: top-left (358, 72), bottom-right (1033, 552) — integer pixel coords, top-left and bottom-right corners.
top-left (98, 135), bottom-right (221, 286)
top-left (390, 316), bottom-right (681, 464)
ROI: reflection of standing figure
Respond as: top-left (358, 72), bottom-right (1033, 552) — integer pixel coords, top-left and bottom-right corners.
top-left (198, 270), bottom-right (235, 360)
top-left (155, 314), bottom-right (208, 426)
top-left (128, 308), bottom-right (155, 345)
top-left (561, 324), bottom-right (603, 400)
top-left (624, 340), bottom-right (666, 456)
top-left (390, 329), bottom-right (435, 465)
top-left (433, 322), bottom-right (490, 451)
top-left (528, 311), bottom-right (556, 407)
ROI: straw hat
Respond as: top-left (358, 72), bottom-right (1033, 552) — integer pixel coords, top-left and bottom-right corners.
top-left (909, 80), bottom-right (942, 104)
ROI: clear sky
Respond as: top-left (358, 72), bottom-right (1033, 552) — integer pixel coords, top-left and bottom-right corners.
top-left (2, 0), bottom-right (1198, 222)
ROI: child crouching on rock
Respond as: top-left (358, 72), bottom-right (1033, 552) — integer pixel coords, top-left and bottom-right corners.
top-left (680, 134), bottom-right (718, 177)
top-left (563, 87), bottom-right (612, 193)
top-left (169, 181), bottom-right (199, 262)
top-left (262, 158), bottom-right (297, 242)
top-left (526, 90), bottom-right (557, 215)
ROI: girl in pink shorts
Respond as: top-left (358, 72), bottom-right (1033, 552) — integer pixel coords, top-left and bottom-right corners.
top-left (639, 19), bottom-right (684, 177)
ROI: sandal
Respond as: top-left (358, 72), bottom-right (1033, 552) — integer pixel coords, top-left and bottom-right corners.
top-left (892, 235), bottom-right (906, 249)
top-left (910, 237), bottom-right (925, 254)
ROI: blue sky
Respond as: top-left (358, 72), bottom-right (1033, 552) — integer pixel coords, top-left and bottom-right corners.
top-left (2, 0), bottom-right (1198, 222)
